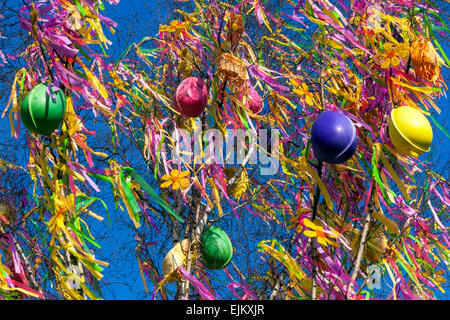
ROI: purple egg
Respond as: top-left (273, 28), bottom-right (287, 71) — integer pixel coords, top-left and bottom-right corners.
top-left (311, 111), bottom-right (358, 164)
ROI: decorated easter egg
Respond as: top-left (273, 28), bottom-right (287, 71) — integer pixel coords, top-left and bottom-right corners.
top-left (247, 87), bottom-right (263, 115)
top-left (200, 226), bottom-right (233, 270)
top-left (311, 111), bottom-right (358, 164)
top-left (388, 106), bottom-right (432, 157)
top-left (20, 84), bottom-right (66, 136)
top-left (175, 77), bottom-right (208, 118)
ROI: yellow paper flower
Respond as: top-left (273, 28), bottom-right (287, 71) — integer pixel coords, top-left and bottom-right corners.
top-left (161, 169), bottom-right (190, 190)
top-left (291, 80), bottom-right (316, 106)
top-left (303, 218), bottom-right (339, 247)
top-left (225, 12), bottom-right (244, 33)
top-left (377, 42), bottom-right (409, 69)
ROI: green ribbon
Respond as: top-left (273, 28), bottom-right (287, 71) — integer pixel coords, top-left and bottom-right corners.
top-left (430, 114), bottom-right (450, 139)
top-left (371, 146), bottom-right (391, 206)
top-left (122, 167), bottom-right (184, 223)
top-left (423, 12), bottom-right (450, 66)
top-left (120, 169), bottom-right (141, 224)
top-left (67, 220), bottom-right (101, 249)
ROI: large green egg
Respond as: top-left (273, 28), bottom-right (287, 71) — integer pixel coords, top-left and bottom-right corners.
top-left (200, 226), bottom-right (233, 270)
top-left (20, 84), bottom-right (67, 136)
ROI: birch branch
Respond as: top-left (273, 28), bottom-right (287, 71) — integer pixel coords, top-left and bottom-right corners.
top-left (346, 208), bottom-right (371, 299)
top-left (310, 161), bottom-right (324, 300)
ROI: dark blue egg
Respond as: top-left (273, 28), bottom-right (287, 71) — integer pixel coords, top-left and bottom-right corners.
top-left (311, 111), bottom-right (358, 164)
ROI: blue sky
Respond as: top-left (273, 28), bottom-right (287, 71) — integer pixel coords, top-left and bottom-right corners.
top-left (95, 0), bottom-right (164, 299)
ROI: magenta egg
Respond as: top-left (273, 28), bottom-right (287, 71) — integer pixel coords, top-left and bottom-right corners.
top-left (175, 77), bottom-right (208, 118)
top-left (247, 87), bottom-right (263, 115)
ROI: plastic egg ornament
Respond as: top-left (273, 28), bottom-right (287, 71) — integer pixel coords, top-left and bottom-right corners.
top-left (200, 226), bottom-right (233, 270)
top-left (388, 106), bottom-right (433, 157)
top-left (20, 84), bottom-right (67, 136)
top-left (311, 111), bottom-right (358, 164)
top-left (175, 77), bottom-right (208, 118)
top-left (246, 87), bottom-right (263, 115)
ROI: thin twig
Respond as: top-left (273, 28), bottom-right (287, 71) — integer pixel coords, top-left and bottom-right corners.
top-left (310, 66), bottom-right (326, 300)
top-left (346, 179), bottom-right (376, 299)
top-left (346, 207), bottom-right (371, 299)
top-left (310, 160), bottom-right (323, 300)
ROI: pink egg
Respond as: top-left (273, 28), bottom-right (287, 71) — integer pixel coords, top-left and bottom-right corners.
top-left (247, 87), bottom-right (263, 115)
top-left (175, 77), bottom-right (208, 118)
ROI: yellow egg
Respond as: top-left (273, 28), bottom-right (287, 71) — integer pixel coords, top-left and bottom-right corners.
top-left (388, 106), bottom-right (433, 157)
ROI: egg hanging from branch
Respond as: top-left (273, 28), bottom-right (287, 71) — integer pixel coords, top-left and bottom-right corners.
top-left (246, 87), bottom-right (263, 115)
top-left (200, 226), bottom-right (233, 270)
top-left (20, 83), bottom-right (67, 136)
top-left (388, 106), bottom-right (433, 157)
top-left (175, 77), bottom-right (208, 118)
top-left (311, 111), bottom-right (358, 164)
